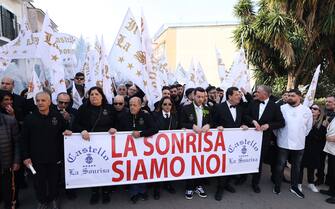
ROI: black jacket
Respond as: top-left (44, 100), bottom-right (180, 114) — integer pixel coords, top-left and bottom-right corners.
top-left (213, 101), bottom-right (245, 128)
top-left (0, 113), bottom-right (20, 169)
top-left (117, 110), bottom-right (158, 137)
top-left (302, 124), bottom-right (327, 168)
top-left (244, 99), bottom-right (285, 145)
top-left (153, 111), bottom-right (179, 130)
top-left (21, 109), bottom-right (67, 163)
top-left (179, 103), bottom-right (212, 129)
top-left (73, 103), bottom-right (115, 133)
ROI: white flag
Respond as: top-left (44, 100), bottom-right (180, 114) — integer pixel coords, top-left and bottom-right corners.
top-left (38, 13), bottom-right (66, 103)
top-left (226, 48), bottom-right (251, 92)
top-left (155, 55), bottom-right (170, 86)
top-left (82, 47), bottom-right (100, 92)
top-left (100, 36), bottom-right (114, 104)
top-left (215, 48), bottom-right (229, 90)
top-left (141, 10), bottom-right (162, 109)
top-left (196, 62), bottom-right (209, 89)
top-left (72, 81), bottom-right (83, 109)
top-left (175, 63), bottom-right (187, 85)
top-left (27, 69), bottom-right (43, 104)
top-left (185, 59), bottom-right (197, 89)
top-left (108, 9), bottom-right (148, 99)
top-left (303, 64), bottom-right (321, 107)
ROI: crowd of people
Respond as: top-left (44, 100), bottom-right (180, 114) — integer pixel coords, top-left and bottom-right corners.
top-left (0, 72), bottom-right (335, 209)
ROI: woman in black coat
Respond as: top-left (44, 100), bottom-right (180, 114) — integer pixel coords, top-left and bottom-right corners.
top-left (73, 86), bottom-right (116, 205)
top-left (299, 104), bottom-right (327, 192)
top-left (151, 96), bottom-right (178, 200)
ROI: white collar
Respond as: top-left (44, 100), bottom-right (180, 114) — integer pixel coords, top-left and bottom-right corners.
top-left (193, 102), bottom-right (203, 110)
top-left (162, 110), bottom-right (170, 115)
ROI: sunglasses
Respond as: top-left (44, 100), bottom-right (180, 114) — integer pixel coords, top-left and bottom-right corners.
top-left (75, 77), bottom-right (84, 80)
top-left (58, 101), bottom-right (70, 105)
top-left (114, 103), bottom-right (124, 106)
top-left (163, 103), bottom-right (172, 106)
top-left (310, 107), bottom-right (319, 111)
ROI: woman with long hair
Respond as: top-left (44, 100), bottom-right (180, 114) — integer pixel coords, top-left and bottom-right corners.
top-left (298, 104), bottom-right (327, 192)
top-left (151, 96), bottom-right (178, 199)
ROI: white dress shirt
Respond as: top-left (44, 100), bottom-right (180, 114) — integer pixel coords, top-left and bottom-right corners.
top-left (258, 98), bottom-right (269, 119)
top-left (162, 111), bottom-right (170, 118)
top-left (226, 101), bottom-right (237, 122)
top-left (194, 103), bottom-right (203, 128)
top-left (276, 104), bottom-right (313, 150)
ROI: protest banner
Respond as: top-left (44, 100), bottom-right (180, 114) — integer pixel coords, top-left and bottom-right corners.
top-left (64, 129), bottom-right (262, 189)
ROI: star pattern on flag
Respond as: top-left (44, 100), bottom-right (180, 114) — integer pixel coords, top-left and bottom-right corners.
top-left (51, 55), bottom-right (59, 61)
top-left (127, 63), bottom-right (133, 70)
top-left (118, 56), bottom-right (124, 63)
top-left (136, 70), bottom-right (142, 77)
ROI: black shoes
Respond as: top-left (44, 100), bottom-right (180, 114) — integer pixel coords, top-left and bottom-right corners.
top-left (326, 196), bottom-right (335, 204)
top-left (273, 185), bottom-right (281, 195)
top-left (252, 184), bottom-right (261, 193)
top-left (130, 195), bottom-right (139, 204)
top-left (290, 186), bottom-right (305, 198)
top-left (130, 193), bottom-right (148, 204)
top-left (320, 189), bottom-right (335, 196)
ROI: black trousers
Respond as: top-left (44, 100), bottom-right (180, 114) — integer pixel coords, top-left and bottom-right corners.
top-left (299, 167), bottom-right (315, 184)
top-left (274, 148), bottom-right (304, 188)
top-left (33, 163), bottom-right (60, 203)
top-left (185, 178), bottom-right (205, 190)
top-left (216, 176), bottom-right (232, 189)
top-left (0, 168), bottom-right (16, 209)
top-left (316, 152), bottom-right (327, 180)
top-left (251, 145), bottom-right (276, 186)
top-left (328, 154), bottom-right (335, 193)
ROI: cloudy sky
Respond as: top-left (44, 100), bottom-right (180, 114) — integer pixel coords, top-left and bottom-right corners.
top-left (34, 0), bottom-right (238, 49)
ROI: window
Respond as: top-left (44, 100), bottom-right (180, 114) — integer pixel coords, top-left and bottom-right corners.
top-left (0, 6), bottom-right (18, 40)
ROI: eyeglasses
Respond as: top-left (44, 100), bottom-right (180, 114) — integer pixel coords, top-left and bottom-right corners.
top-left (163, 103), bottom-right (172, 106)
top-left (114, 103), bottom-right (124, 106)
top-left (58, 101), bottom-right (70, 105)
top-left (310, 107), bottom-right (319, 111)
top-left (75, 77), bottom-right (84, 81)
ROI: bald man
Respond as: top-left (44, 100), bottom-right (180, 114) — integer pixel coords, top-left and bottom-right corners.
top-left (1, 77), bottom-right (29, 124)
top-left (21, 92), bottom-right (72, 209)
top-left (116, 96), bottom-right (158, 203)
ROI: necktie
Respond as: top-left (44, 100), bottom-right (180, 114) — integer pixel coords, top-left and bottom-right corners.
top-left (258, 100), bottom-right (265, 104)
top-left (165, 113), bottom-right (169, 119)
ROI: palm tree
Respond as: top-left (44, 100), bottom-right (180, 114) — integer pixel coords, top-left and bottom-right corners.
top-left (233, 0), bottom-right (335, 90)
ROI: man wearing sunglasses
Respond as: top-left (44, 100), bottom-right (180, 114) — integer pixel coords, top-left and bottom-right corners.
top-left (73, 72), bottom-right (85, 98)
top-left (113, 95), bottom-right (129, 120)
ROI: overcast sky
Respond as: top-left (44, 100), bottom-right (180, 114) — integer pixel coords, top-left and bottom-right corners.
top-left (33, 0), bottom-right (238, 49)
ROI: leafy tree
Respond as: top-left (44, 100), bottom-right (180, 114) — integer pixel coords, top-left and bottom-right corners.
top-left (233, 0), bottom-right (335, 91)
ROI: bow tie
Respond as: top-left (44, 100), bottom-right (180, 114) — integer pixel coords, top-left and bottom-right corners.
top-left (230, 105), bottom-right (236, 108)
top-left (258, 100), bottom-right (265, 104)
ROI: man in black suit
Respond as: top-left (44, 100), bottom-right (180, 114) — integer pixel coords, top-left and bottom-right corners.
top-left (212, 87), bottom-right (248, 201)
top-left (244, 85), bottom-right (285, 193)
top-left (179, 87), bottom-right (211, 200)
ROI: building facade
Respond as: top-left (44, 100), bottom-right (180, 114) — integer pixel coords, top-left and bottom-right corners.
top-left (154, 22), bottom-right (239, 86)
top-left (0, 0), bottom-right (57, 46)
